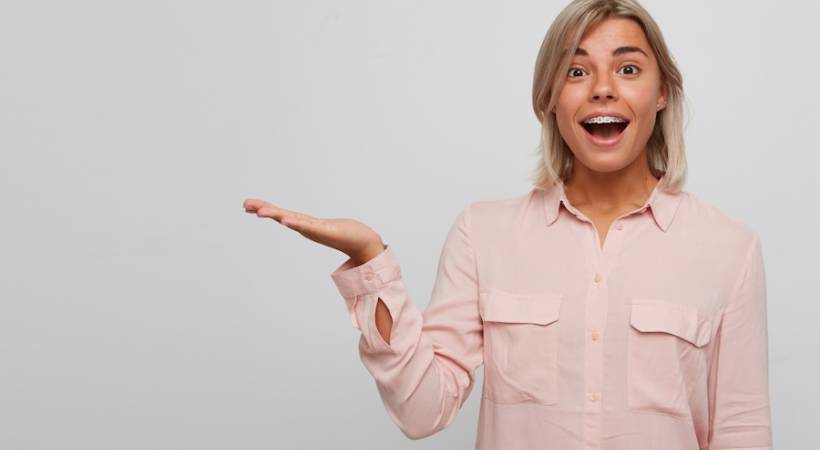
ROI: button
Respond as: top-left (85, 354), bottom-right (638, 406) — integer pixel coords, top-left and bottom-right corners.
top-left (593, 273), bottom-right (602, 283)
top-left (588, 392), bottom-right (599, 401)
top-left (364, 272), bottom-right (375, 281)
top-left (616, 223), bottom-right (624, 231)
top-left (591, 330), bottom-right (600, 341)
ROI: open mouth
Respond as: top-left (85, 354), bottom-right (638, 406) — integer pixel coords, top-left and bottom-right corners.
top-left (579, 119), bottom-right (630, 147)
top-left (580, 121), bottom-right (629, 138)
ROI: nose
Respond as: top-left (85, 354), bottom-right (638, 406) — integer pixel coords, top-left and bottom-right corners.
top-left (590, 72), bottom-right (617, 102)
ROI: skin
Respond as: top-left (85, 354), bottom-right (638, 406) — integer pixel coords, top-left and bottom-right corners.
top-left (553, 17), bottom-right (668, 248)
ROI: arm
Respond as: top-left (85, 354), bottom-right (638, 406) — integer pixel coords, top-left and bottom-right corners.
top-left (349, 244), bottom-right (393, 344)
top-left (329, 204), bottom-right (483, 440)
top-left (375, 298), bottom-right (393, 344)
top-left (707, 233), bottom-right (774, 450)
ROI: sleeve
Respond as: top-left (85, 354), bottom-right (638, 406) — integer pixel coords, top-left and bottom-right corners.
top-left (707, 233), bottom-right (773, 450)
top-left (329, 204), bottom-right (483, 440)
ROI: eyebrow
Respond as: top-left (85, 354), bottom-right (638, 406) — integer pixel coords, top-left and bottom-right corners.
top-left (570, 46), bottom-right (649, 57)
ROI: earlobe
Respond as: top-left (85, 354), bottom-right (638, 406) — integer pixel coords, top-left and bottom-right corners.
top-left (658, 85), bottom-right (668, 110)
top-left (657, 95), bottom-right (666, 110)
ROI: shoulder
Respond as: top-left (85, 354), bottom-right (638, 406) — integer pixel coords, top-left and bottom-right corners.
top-left (676, 190), bottom-right (761, 254)
top-left (462, 188), bottom-right (542, 226)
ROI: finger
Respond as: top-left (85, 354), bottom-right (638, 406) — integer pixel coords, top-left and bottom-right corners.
top-left (256, 207), bottom-right (286, 222)
top-left (288, 210), bottom-right (318, 223)
top-left (243, 198), bottom-right (276, 211)
top-left (258, 207), bottom-right (317, 225)
top-left (283, 214), bottom-right (327, 235)
top-left (258, 208), bottom-right (305, 226)
top-left (281, 215), bottom-right (311, 232)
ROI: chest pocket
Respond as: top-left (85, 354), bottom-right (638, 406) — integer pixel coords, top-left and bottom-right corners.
top-left (479, 290), bottom-right (563, 405)
top-left (627, 298), bottom-right (714, 417)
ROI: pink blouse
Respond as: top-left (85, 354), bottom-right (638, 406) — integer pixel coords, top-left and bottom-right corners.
top-left (330, 178), bottom-right (773, 450)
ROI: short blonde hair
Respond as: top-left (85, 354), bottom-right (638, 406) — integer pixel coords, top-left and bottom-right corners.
top-left (529, 0), bottom-right (689, 192)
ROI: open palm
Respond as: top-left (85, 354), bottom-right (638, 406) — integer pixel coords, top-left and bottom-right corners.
top-left (243, 198), bottom-right (385, 264)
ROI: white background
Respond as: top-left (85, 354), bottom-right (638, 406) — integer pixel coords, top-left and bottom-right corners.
top-left (1, 1), bottom-right (816, 448)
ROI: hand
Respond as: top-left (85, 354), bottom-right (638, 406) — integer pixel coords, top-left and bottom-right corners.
top-left (243, 198), bottom-right (386, 264)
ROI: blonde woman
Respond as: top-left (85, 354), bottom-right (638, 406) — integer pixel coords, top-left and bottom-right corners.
top-left (244, 0), bottom-right (772, 449)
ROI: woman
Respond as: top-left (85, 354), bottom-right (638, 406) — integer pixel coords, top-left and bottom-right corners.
top-left (244, 1), bottom-right (773, 449)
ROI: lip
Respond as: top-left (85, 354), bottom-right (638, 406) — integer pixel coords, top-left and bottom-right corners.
top-left (579, 120), bottom-right (630, 148)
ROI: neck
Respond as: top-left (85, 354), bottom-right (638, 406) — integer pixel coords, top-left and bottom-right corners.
top-left (563, 161), bottom-right (660, 213)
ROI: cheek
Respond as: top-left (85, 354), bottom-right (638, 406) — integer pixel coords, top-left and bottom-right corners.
top-left (554, 89), bottom-right (586, 134)
top-left (554, 110), bottom-right (579, 144)
top-left (620, 85), bottom-right (660, 118)
top-left (555, 87), bottom-right (585, 113)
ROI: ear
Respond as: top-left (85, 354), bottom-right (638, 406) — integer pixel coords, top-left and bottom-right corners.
top-left (658, 83), bottom-right (668, 109)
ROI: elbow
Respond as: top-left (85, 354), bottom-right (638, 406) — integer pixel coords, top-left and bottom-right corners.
top-left (382, 396), bottom-right (450, 441)
top-left (397, 422), bottom-right (440, 441)
top-left (372, 350), bottom-right (473, 441)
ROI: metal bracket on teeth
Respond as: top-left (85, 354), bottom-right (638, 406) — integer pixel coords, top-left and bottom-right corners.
top-left (584, 116), bottom-right (625, 124)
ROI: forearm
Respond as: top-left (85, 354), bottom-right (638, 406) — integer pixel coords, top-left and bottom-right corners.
top-left (351, 243), bottom-right (393, 343)
top-left (375, 298), bottom-right (393, 344)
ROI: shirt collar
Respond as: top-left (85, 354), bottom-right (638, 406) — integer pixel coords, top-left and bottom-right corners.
top-left (542, 174), bottom-right (684, 232)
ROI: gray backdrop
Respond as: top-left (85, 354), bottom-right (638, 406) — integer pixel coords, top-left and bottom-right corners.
top-left (1, 1), bottom-right (816, 449)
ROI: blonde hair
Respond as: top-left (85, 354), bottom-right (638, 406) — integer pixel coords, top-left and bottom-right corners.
top-left (529, 0), bottom-right (689, 192)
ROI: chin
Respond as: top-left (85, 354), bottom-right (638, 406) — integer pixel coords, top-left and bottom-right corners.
top-left (573, 147), bottom-right (640, 173)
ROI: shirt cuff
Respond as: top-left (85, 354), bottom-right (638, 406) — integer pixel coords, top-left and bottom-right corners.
top-left (330, 245), bottom-right (403, 329)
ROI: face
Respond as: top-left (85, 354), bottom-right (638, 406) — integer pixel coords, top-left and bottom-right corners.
top-left (553, 17), bottom-right (667, 176)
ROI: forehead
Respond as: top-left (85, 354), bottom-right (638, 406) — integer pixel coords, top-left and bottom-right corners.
top-left (574, 17), bottom-right (651, 54)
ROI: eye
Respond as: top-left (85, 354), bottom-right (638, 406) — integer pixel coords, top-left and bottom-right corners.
top-left (618, 64), bottom-right (641, 76)
top-left (567, 66), bottom-right (586, 78)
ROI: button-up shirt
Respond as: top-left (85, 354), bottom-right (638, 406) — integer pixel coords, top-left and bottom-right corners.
top-left (330, 177), bottom-right (773, 450)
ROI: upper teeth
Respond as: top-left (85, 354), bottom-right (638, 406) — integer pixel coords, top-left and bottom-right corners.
top-left (583, 116), bottom-right (626, 124)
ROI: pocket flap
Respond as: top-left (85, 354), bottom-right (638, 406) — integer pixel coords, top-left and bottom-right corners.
top-left (629, 299), bottom-right (712, 347)
top-left (480, 291), bottom-right (563, 325)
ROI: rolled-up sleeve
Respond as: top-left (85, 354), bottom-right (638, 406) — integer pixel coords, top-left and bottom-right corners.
top-left (329, 204), bottom-right (483, 440)
top-left (707, 233), bottom-right (773, 450)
